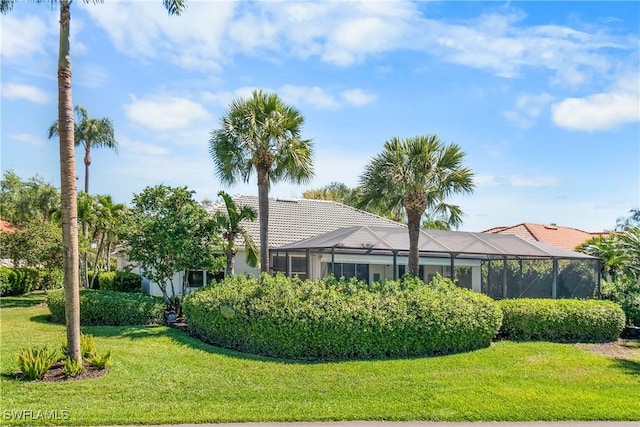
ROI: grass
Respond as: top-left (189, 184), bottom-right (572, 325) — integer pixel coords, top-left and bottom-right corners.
top-left (1, 292), bottom-right (639, 426)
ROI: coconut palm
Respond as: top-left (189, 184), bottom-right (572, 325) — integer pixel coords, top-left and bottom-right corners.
top-left (213, 191), bottom-right (259, 276)
top-left (359, 135), bottom-right (475, 276)
top-left (0, 0), bottom-right (186, 362)
top-left (48, 105), bottom-right (117, 194)
top-left (209, 90), bottom-right (314, 273)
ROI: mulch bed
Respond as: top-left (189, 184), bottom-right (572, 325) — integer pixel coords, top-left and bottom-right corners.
top-left (575, 339), bottom-right (639, 361)
top-left (10, 362), bottom-right (109, 383)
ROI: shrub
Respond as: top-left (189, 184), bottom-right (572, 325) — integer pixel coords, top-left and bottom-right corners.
top-left (0, 267), bottom-right (11, 296)
top-left (99, 271), bottom-right (142, 293)
top-left (0, 268), bottom-right (34, 296)
top-left (183, 274), bottom-right (503, 361)
top-left (17, 346), bottom-right (58, 381)
top-left (62, 333), bottom-right (98, 361)
top-left (62, 357), bottom-right (84, 378)
top-left (601, 277), bottom-right (640, 326)
top-left (47, 289), bottom-right (165, 326)
top-left (88, 350), bottom-right (113, 370)
top-left (498, 298), bottom-right (626, 342)
top-left (98, 272), bottom-right (116, 291)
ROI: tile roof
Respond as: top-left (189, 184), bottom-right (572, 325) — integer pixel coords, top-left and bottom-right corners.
top-left (482, 223), bottom-right (607, 251)
top-left (208, 194), bottom-right (405, 248)
top-left (0, 220), bottom-right (20, 233)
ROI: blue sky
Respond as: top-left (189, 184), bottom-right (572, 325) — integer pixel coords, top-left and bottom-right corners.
top-left (1, 1), bottom-right (638, 233)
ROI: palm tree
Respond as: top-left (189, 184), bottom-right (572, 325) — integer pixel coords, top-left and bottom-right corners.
top-left (0, 0), bottom-right (187, 362)
top-left (209, 90), bottom-right (314, 273)
top-left (359, 135), bottom-right (475, 276)
top-left (213, 191), bottom-right (259, 276)
top-left (48, 105), bottom-right (117, 194)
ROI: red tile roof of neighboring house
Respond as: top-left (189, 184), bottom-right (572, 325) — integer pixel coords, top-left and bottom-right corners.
top-left (482, 223), bottom-right (608, 251)
top-left (0, 220), bottom-right (21, 233)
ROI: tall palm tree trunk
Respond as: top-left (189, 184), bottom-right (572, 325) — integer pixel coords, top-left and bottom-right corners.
top-left (82, 149), bottom-right (90, 288)
top-left (257, 168), bottom-right (270, 273)
top-left (406, 208), bottom-right (422, 276)
top-left (58, 0), bottom-right (81, 362)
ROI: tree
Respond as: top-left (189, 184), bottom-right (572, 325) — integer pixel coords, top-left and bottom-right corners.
top-left (0, 0), bottom-right (187, 362)
top-left (125, 185), bottom-right (221, 306)
top-left (209, 90), bottom-right (314, 273)
top-left (359, 135), bottom-right (475, 276)
top-left (0, 171), bottom-right (60, 226)
top-left (48, 105), bottom-right (117, 195)
top-left (213, 191), bottom-right (259, 276)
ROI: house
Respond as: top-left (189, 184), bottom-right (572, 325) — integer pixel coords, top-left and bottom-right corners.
top-left (131, 195), bottom-right (600, 300)
top-left (483, 223), bottom-right (608, 251)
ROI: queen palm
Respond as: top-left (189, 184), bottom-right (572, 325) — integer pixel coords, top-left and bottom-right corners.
top-left (213, 191), bottom-right (259, 276)
top-left (360, 135), bottom-right (475, 276)
top-left (1, 0), bottom-right (186, 361)
top-left (209, 90), bottom-right (314, 273)
top-left (48, 105), bottom-right (117, 194)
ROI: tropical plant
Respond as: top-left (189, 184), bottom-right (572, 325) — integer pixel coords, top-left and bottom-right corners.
top-left (359, 135), bottom-right (475, 275)
top-left (209, 90), bottom-right (314, 273)
top-left (17, 346), bottom-right (58, 381)
top-left (213, 191), bottom-right (259, 276)
top-left (48, 105), bottom-right (117, 195)
top-left (124, 185), bottom-right (222, 305)
top-left (62, 356), bottom-right (84, 378)
top-left (0, 0), bottom-right (187, 363)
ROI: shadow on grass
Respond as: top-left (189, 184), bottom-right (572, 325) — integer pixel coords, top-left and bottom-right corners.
top-left (1, 292), bottom-right (47, 309)
top-left (29, 314), bottom-right (54, 324)
top-left (614, 358), bottom-right (640, 376)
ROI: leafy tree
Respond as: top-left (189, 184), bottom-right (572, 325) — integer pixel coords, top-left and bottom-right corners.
top-left (616, 209), bottom-right (640, 231)
top-left (359, 135), bottom-right (475, 275)
top-left (213, 191), bottom-right (259, 276)
top-left (124, 185), bottom-right (222, 305)
top-left (48, 105), bottom-right (117, 194)
top-left (1, 0), bottom-right (186, 362)
top-left (209, 90), bottom-right (314, 273)
top-left (0, 171), bottom-right (60, 226)
top-left (0, 220), bottom-right (63, 292)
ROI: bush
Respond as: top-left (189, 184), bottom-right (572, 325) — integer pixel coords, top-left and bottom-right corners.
top-left (62, 357), bottom-right (84, 378)
top-left (47, 289), bottom-right (165, 326)
top-left (498, 298), bottom-right (626, 342)
top-left (183, 274), bottom-right (503, 361)
top-left (17, 346), bottom-right (58, 381)
top-left (601, 277), bottom-right (640, 326)
top-left (98, 271), bottom-right (141, 293)
top-left (0, 268), bottom-right (37, 296)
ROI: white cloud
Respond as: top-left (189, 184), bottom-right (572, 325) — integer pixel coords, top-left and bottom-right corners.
top-left (341, 89), bottom-right (376, 107)
top-left (1, 83), bottom-right (50, 104)
top-left (280, 85), bottom-right (340, 110)
top-left (474, 174), bottom-right (500, 187)
top-left (503, 92), bottom-right (553, 129)
top-left (551, 74), bottom-right (640, 131)
top-left (124, 95), bottom-right (211, 131)
top-left (9, 133), bottom-right (44, 146)
top-left (0, 14), bottom-right (51, 60)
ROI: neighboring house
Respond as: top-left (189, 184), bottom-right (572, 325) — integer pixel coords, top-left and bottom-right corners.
top-left (0, 220), bottom-right (20, 233)
top-left (127, 195), bottom-right (599, 300)
top-left (483, 223), bottom-right (608, 251)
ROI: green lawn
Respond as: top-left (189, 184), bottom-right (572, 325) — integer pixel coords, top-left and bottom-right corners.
top-left (1, 292), bottom-right (639, 426)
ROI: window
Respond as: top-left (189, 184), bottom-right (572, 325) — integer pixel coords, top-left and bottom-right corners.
top-left (187, 270), bottom-right (223, 287)
top-left (271, 254), bottom-right (308, 279)
top-left (328, 262), bottom-right (370, 283)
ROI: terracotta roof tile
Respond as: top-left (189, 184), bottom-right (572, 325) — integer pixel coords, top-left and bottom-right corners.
top-left (482, 222), bottom-right (604, 251)
top-left (0, 220), bottom-right (20, 233)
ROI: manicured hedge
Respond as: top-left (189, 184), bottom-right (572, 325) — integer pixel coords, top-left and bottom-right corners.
top-left (98, 271), bottom-right (142, 293)
top-left (498, 298), bottom-right (626, 343)
top-left (47, 289), bottom-right (165, 326)
top-left (0, 267), bottom-right (38, 296)
top-left (183, 274), bottom-right (503, 361)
